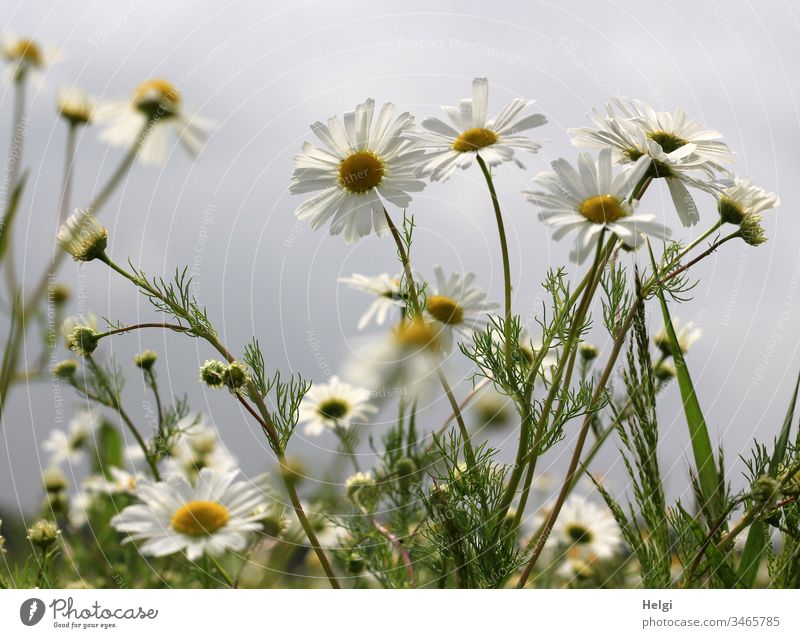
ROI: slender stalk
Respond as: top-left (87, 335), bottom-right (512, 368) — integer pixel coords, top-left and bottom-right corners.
top-left (0, 121), bottom-right (153, 425)
top-left (383, 208), bottom-right (477, 468)
top-left (58, 123), bottom-right (78, 223)
top-left (517, 231), bottom-right (737, 586)
top-left (84, 356), bottom-right (160, 480)
top-left (500, 233), bottom-right (610, 519)
top-left (208, 554), bottom-right (235, 588)
top-left (97, 322), bottom-right (191, 339)
top-left (518, 300), bottom-right (638, 587)
top-left (372, 519), bottom-right (417, 587)
top-left (476, 156), bottom-right (513, 373)
top-left (98, 254), bottom-right (341, 588)
top-left (3, 74), bottom-right (27, 294)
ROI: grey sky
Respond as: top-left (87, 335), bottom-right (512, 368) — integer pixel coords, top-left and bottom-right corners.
top-left (2, 0), bottom-right (799, 514)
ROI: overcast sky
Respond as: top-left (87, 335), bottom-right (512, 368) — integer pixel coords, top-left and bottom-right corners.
top-left (2, 0), bottom-right (800, 514)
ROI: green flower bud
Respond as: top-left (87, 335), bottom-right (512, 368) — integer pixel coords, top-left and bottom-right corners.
top-left (222, 361), bottom-right (249, 392)
top-left (199, 360), bottom-right (226, 388)
top-left (44, 491), bottom-right (69, 516)
top-left (53, 359), bottom-right (79, 379)
top-left (751, 475), bottom-right (781, 509)
top-left (346, 551), bottom-right (366, 575)
top-left (27, 519), bottom-right (60, 549)
top-left (345, 472), bottom-right (380, 512)
top-left (134, 350), bottom-right (158, 371)
top-left (739, 213), bottom-right (767, 247)
top-left (654, 360), bottom-right (676, 381)
top-left (394, 456), bottom-right (418, 490)
top-left (42, 467), bottom-right (68, 493)
top-left (579, 342), bottom-right (599, 361)
top-left (67, 326), bottom-right (99, 358)
top-left (50, 283), bottom-right (71, 306)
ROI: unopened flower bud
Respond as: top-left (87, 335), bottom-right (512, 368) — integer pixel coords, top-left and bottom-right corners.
top-left (739, 214), bottom-right (767, 247)
top-left (579, 342), bottom-right (599, 361)
top-left (199, 360), bottom-right (226, 388)
top-left (346, 551), bottom-right (366, 575)
top-left (67, 326), bottom-right (99, 358)
top-left (27, 519), bottom-right (60, 549)
top-left (653, 360), bottom-right (676, 381)
top-left (134, 350), bottom-right (158, 371)
top-left (50, 283), bottom-right (71, 306)
top-left (751, 475), bottom-right (781, 509)
top-left (42, 467), bottom-right (68, 493)
top-left (53, 359), bottom-right (79, 379)
top-left (222, 361), bottom-right (249, 392)
top-left (345, 472), bottom-right (379, 512)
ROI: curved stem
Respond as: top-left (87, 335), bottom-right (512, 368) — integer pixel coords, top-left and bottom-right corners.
top-left (476, 156), bottom-right (513, 374)
top-left (99, 254), bottom-right (341, 588)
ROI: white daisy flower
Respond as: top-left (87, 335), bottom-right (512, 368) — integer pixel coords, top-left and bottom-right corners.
top-left (339, 273), bottom-right (404, 329)
top-left (717, 175), bottom-right (780, 225)
top-left (298, 375), bottom-right (377, 437)
top-left (525, 149), bottom-right (671, 262)
top-left (42, 410), bottom-right (99, 466)
top-left (423, 266), bottom-right (498, 352)
top-left (407, 76), bottom-right (546, 180)
top-left (290, 98), bottom-right (426, 243)
top-left (569, 97), bottom-right (733, 226)
top-left (110, 468), bottom-right (268, 560)
top-left (94, 78), bottom-right (213, 166)
top-left (654, 318), bottom-right (702, 356)
top-left (164, 417), bottom-right (237, 480)
top-left (84, 467), bottom-right (141, 496)
top-left (550, 495), bottom-right (622, 561)
top-left (347, 319), bottom-right (442, 399)
top-left (57, 87), bottom-right (95, 126)
top-left (0, 33), bottom-right (60, 84)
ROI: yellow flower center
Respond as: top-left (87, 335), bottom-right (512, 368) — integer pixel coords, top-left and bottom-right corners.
top-left (452, 127), bottom-right (498, 153)
top-left (133, 79), bottom-right (182, 118)
top-left (10, 38), bottom-right (43, 66)
top-left (317, 398), bottom-right (350, 420)
top-left (171, 500), bottom-right (230, 537)
top-left (578, 195), bottom-right (628, 224)
top-left (338, 151), bottom-right (385, 193)
top-left (394, 320), bottom-right (439, 352)
top-left (426, 295), bottom-right (464, 325)
top-left (647, 130), bottom-right (688, 155)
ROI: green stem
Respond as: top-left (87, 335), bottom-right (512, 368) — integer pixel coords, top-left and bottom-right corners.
top-left (383, 208), bottom-right (478, 469)
top-left (476, 155), bottom-right (513, 374)
top-left (85, 356), bottom-right (160, 480)
top-left (3, 75), bottom-right (27, 294)
top-left (500, 232), bottom-right (610, 519)
top-left (517, 231), bottom-right (735, 587)
top-left (59, 123), bottom-right (78, 223)
top-left (98, 254), bottom-right (341, 589)
top-left (208, 554), bottom-right (235, 588)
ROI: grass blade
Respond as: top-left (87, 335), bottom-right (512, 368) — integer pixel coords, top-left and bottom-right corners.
top-left (648, 243), bottom-right (721, 518)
